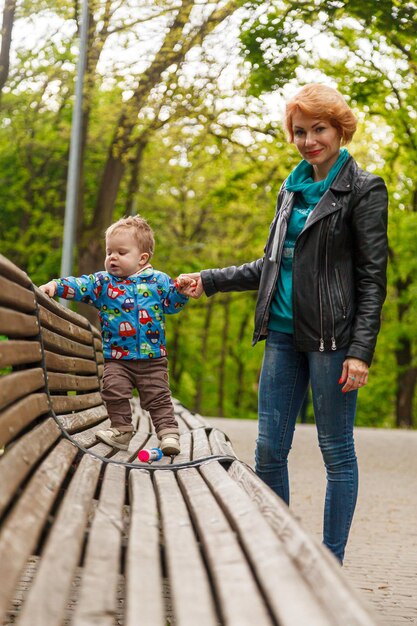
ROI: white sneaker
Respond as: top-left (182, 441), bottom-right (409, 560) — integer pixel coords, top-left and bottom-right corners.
top-left (96, 427), bottom-right (133, 450)
top-left (160, 434), bottom-right (180, 456)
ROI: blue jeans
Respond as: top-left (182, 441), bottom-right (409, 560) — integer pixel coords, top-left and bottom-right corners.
top-left (256, 330), bottom-right (358, 563)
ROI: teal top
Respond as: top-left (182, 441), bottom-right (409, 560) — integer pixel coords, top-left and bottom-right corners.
top-left (268, 149), bottom-right (349, 334)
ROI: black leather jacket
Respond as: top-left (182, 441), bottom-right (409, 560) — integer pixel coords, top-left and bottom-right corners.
top-left (201, 156), bottom-right (388, 366)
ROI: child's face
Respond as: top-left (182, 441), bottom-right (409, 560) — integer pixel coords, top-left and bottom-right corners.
top-left (105, 229), bottom-right (149, 277)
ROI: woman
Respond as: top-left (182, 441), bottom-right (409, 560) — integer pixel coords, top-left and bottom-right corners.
top-left (180, 83), bottom-right (388, 563)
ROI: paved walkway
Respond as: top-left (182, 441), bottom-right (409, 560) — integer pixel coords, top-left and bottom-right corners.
top-left (209, 418), bottom-right (417, 625)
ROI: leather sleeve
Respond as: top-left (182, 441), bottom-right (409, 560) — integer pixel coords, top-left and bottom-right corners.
top-left (201, 258), bottom-right (264, 297)
top-left (346, 174), bottom-right (388, 365)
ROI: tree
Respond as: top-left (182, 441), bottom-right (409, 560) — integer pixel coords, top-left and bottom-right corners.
top-left (239, 0), bottom-right (417, 427)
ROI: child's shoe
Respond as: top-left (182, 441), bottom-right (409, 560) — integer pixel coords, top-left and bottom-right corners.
top-left (160, 433), bottom-right (180, 456)
top-left (95, 427), bottom-right (133, 450)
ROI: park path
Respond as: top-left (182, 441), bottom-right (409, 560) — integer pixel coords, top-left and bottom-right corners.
top-left (209, 418), bottom-right (417, 625)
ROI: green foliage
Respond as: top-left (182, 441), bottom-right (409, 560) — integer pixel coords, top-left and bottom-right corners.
top-left (1, 0), bottom-right (417, 426)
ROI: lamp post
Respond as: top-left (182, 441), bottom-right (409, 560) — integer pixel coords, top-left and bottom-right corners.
top-left (60, 0), bottom-right (89, 300)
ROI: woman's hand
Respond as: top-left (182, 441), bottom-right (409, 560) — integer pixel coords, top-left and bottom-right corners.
top-left (39, 281), bottom-right (57, 297)
top-left (175, 273), bottom-right (204, 299)
top-left (339, 358), bottom-right (369, 393)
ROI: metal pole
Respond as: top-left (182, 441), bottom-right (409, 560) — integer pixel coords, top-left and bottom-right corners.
top-left (60, 0), bottom-right (89, 294)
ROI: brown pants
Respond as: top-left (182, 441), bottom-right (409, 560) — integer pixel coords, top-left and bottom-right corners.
top-left (101, 358), bottom-right (179, 437)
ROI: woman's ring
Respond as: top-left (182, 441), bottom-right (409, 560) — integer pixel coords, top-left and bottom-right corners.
top-left (350, 375), bottom-right (356, 381)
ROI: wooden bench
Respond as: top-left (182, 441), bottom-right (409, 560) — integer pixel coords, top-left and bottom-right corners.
top-left (0, 253), bottom-right (377, 626)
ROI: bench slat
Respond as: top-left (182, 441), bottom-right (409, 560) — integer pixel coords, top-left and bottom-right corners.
top-left (72, 463), bottom-right (126, 626)
top-left (0, 369), bottom-right (45, 412)
top-left (35, 287), bottom-right (91, 330)
top-left (125, 470), bottom-right (165, 626)
top-left (0, 418), bottom-right (60, 517)
top-left (58, 404), bottom-right (108, 433)
top-left (41, 327), bottom-right (95, 359)
top-left (192, 426), bottom-right (211, 459)
top-left (228, 461), bottom-right (377, 626)
top-left (44, 350), bottom-right (97, 374)
top-left (178, 466), bottom-right (273, 626)
top-left (16, 454), bottom-right (102, 626)
top-left (0, 254), bottom-right (32, 288)
top-left (0, 307), bottom-right (39, 338)
top-left (0, 392), bottom-right (49, 446)
top-left (209, 427), bottom-right (237, 458)
top-left (47, 372), bottom-right (99, 393)
top-left (201, 461), bottom-right (334, 626)
top-left (0, 340), bottom-right (42, 369)
top-left (154, 470), bottom-right (218, 626)
top-left (0, 440), bottom-right (78, 624)
top-left (50, 391), bottom-right (103, 414)
top-left (38, 304), bottom-right (93, 345)
top-left (0, 275), bottom-right (37, 313)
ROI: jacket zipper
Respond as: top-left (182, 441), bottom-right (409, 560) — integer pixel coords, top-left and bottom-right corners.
top-left (325, 223), bottom-right (337, 350)
top-left (318, 274), bottom-right (325, 352)
top-left (133, 278), bottom-right (140, 358)
top-left (259, 198), bottom-right (291, 339)
top-left (335, 267), bottom-right (347, 319)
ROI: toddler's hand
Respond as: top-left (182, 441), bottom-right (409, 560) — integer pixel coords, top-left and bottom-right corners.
top-left (175, 273), bottom-right (203, 299)
top-left (174, 275), bottom-right (196, 293)
top-left (39, 281), bottom-right (57, 297)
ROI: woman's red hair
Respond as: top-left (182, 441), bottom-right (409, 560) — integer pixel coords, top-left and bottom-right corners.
top-left (285, 84), bottom-right (357, 145)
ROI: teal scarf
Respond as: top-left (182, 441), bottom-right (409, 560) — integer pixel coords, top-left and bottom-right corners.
top-left (286, 148), bottom-right (349, 209)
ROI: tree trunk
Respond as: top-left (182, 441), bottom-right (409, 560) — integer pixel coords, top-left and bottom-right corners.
top-left (217, 295), bottom-right (231, 417)
top-left (0, 0), bottom-right (16, 96)
top-left (193, 299), bottom-right (214, 413)
top-left (395, 335), bottom-right (417, 428)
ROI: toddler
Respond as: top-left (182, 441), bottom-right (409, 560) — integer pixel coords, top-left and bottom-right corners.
top-left (40, 215), bottom-right (188, 455)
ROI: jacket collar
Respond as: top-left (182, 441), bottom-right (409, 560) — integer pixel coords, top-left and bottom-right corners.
top-left (329, 155), bottom-right (357, 193)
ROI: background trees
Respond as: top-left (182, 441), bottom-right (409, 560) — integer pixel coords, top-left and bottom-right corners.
top-left (1, 0), bottom-right (416, 427)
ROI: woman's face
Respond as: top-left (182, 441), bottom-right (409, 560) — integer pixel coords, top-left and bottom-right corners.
top-left (292, 111), bottom-right (342, 179)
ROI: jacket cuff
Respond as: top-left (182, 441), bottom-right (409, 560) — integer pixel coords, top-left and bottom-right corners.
top-left (345, 344), bottom-right (373, 367)
top-left (200, 270), bottom-right (216, 297)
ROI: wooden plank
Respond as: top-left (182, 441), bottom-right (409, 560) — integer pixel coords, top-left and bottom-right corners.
top-left (192, 427), bottom-right (211, 459)
top-left (42, 326), bottom-right (94, 359)
top-left (154, 470), bottom-right (218, 626)
top-left (0, 254), bottom-right (32, 288)
top-left (172, 400), bottom-right (211, 428)
top-left (0, 418), bottom-right (61, 517)
top-left (0, 369), bottom-right (45, 412)
top-left (208, 428), bottom-right (237, 458)
top-left (178, 467), bottom-right (273, 626)
top-left (93, 337), bottom-right (102, 352)
top-left (0, 392), bottom-right (49, 447)
top-left (72, 463), bottom-right (126, 626)
top-left (47, 372), bottom-right (99, 393)
top-left (0, 275), bottom-right (37, 313)
top-left (44, 350), bottom-right (97, 374)
top-left (16, 454), bottom-right (102, 626)
top-left (0, 307), bottom-right (39, 338)
top-left (35, 287), bottom-right (91, 330)
top-left (125, 470), bottom-right (165, 626)
top-left (200, 461), bottom-right (334, 626)
top-left (228, 461), bottom-right (377, 626)
top-left (0, 440), bottom-right (78, 624)
top-left (173, 431), bottom-right (192, 464)
top-left (58, 404), bottom-right (108, 433)
top-left (50, 391), bottom-right (103, 414)
top-left (70, 420), bottom-right (111, 448)
top-left (38, 304), bottom-right (93, 345)
top-left (0, 340), bottom-right (42, 369)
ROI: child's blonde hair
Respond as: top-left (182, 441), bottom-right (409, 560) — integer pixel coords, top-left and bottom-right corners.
top-left (105, 215), bottom-right (155, 258)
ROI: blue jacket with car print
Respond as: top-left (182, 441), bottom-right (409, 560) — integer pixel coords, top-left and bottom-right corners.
top-left (54, 267), bottom-right (188, 360)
